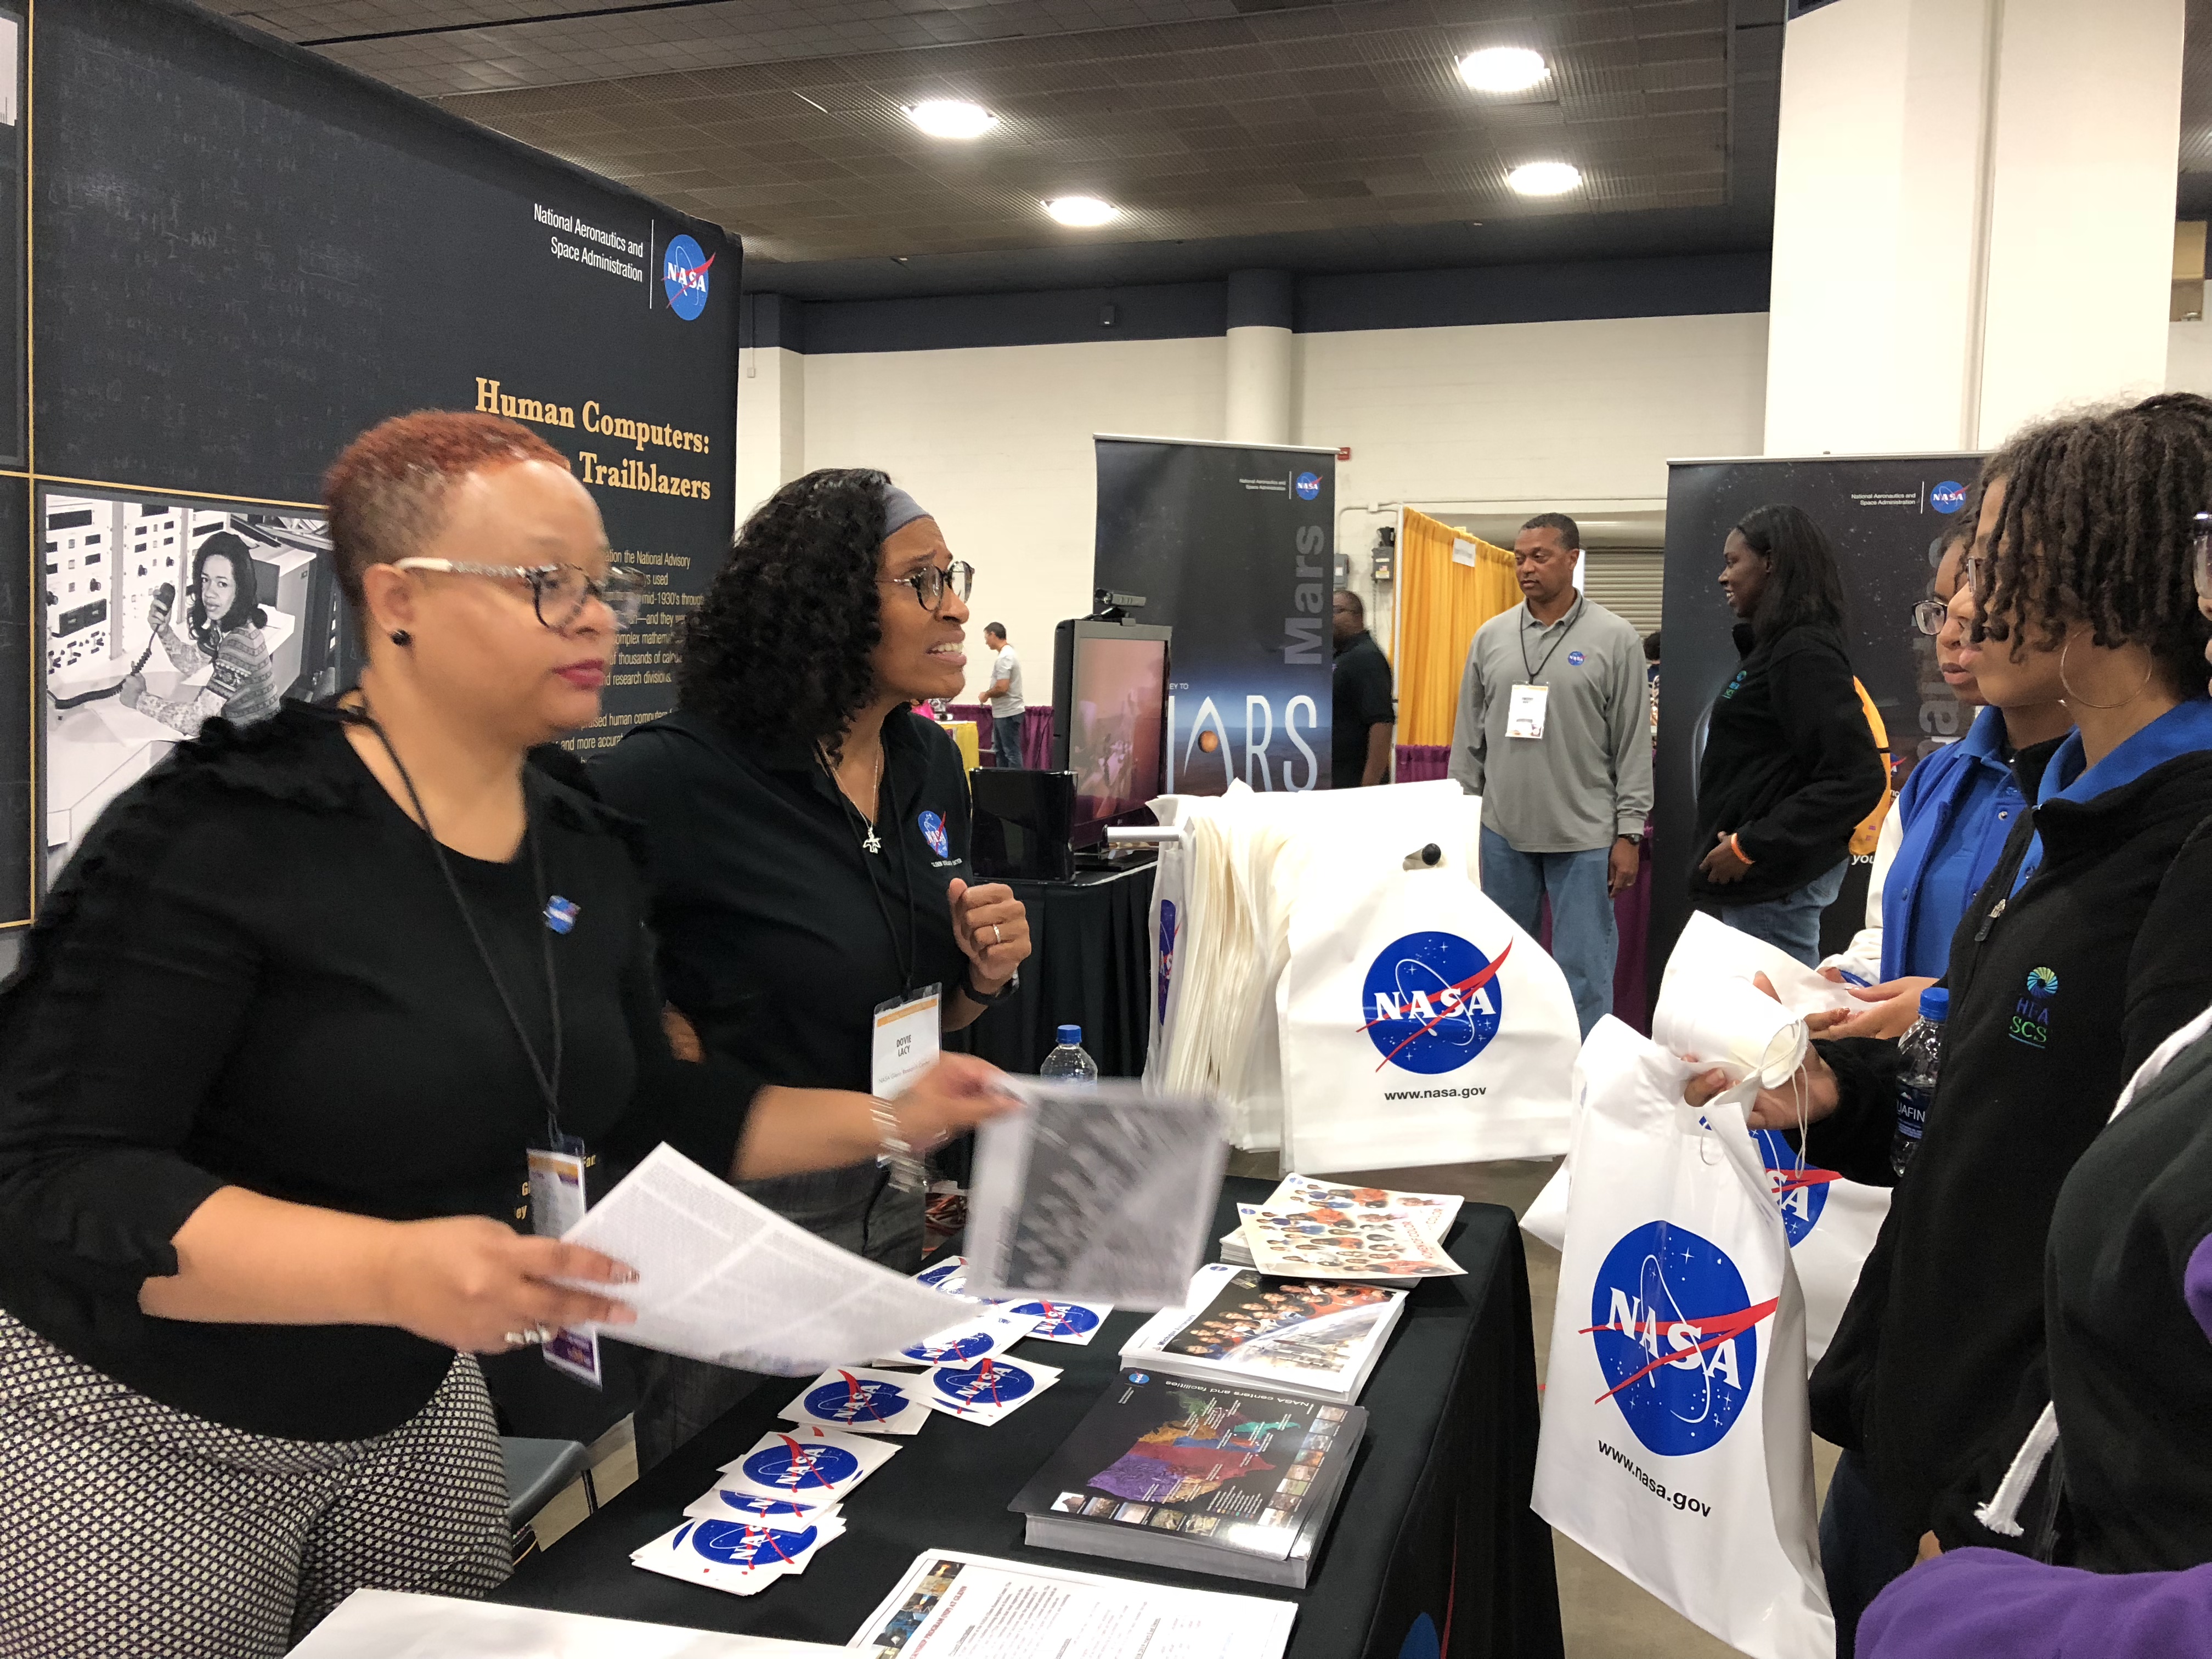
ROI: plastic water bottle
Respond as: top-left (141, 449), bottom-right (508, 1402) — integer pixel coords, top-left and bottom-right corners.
top-left (1040, 1025), bottom-right (1099, 1087)
top-left (1891, 988), bottom-right (1949, 1177)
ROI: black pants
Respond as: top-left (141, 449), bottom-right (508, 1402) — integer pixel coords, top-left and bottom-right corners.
top-left (1821, 1448), bottom-right (1914, 1659)
top-left (631, 1160), bottom-right (924, 1472)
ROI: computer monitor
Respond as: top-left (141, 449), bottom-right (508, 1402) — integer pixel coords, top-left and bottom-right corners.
top-left (1051, 619), bottom-right (1171, 849)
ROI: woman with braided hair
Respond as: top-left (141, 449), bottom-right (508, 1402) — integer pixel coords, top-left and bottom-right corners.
top-left (1683, 392), bottom-right (2212, 1655)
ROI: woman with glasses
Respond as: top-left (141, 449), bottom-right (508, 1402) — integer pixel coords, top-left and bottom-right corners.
top-left (592, 466), bottom-right (1032, 1468)
top-left (1815, 517), bottom-right (2074, 1037)
top-left (0, 416), bottom-right (1012, 1658)
top-left (1685, 393), bottom-right (2212, 1658)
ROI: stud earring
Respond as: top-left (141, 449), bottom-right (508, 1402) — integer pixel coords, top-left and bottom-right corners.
top-left (389, 629), bottom-right (412, 647)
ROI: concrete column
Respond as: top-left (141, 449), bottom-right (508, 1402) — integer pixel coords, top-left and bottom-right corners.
top-left (1224, 268), bottom-right (1294, 445)
top-left (735, 292), bottom-right (806, 515)
top-left (1764, 0), bottom-right (2182, 455)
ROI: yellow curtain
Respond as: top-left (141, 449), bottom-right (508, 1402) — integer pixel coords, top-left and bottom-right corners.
top-left (1394, 509), bottom-right (1519, 746)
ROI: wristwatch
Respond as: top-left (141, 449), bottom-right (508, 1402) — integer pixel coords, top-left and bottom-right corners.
top-left (961, 964), bottom-right (1021, 1006)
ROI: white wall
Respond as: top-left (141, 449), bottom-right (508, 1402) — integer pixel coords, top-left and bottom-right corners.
top-left (2169, 318), bottom-right (2212, 398)
top-left (733, 311), bottom-right (1770, 702)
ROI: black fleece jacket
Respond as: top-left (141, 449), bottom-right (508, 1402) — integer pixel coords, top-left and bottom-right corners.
top-left (1804, 746), bottom-right (2212, 1555)
top-left (1691, 621), bottom-right (1887, 905)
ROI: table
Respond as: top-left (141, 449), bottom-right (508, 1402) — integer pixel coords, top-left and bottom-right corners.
top-left (495, 1178), bottom-right (1564, 1659)
top-left (950, 860), bottom-right (1155, 1079)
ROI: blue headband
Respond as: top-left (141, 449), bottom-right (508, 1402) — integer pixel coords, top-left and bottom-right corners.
top-left (882, 484), bottom-right (932, 539)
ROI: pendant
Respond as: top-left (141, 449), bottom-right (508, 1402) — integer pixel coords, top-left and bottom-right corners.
top-left (863, 828), bottom-right (883, 855)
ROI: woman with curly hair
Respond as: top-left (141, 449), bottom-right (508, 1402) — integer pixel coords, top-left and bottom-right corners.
top-left (592, 467), bottom-right (1032, 1465)
top-left (121, 530), bottom-right (282, 738)
top-left (1686, 392), bottom-right (2212, 1655)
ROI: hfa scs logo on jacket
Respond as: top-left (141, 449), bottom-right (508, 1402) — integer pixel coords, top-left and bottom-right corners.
top-left (1583, 1220), bottom-right (1777, 1458)
top-left (2010, 966), bottom-right (2059, 1049)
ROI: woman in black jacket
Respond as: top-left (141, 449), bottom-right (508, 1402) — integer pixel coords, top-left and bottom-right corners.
top-left (1688, 393), bottom-right (2212, 1656)
top-left (1691, 503), bottom-right (1888, 964)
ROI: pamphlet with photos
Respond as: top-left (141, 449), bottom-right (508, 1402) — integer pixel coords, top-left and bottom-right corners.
top-left (1221, 1177), bottom-right (1461, 1278)
top-left (1010, 1372), bottom-right (1366, 1588)
top-left (1234, 1204), bottom-right (1463, 1281)
top-left (1120, 1263), bottom-right (1406, 1404)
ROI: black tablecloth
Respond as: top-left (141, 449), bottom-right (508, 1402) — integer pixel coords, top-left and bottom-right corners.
top-left (494, 1178), bottom-right (1564, 1659)
top-left (951, 860), bottom-right (1154, 1079)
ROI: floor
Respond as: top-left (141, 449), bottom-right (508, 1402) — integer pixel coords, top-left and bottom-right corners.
top-left (1228, 1150), bottom-right (1838, 1659)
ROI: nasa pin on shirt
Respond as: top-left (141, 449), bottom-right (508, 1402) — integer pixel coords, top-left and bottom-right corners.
top-left (778, 1365), bottom-right (934, 1435)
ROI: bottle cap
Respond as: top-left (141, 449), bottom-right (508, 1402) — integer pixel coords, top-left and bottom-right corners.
top-left (1918, 987), bottom-right (1950, 1022)
top-left (1057, 1024), bottom-right (1082, 1046)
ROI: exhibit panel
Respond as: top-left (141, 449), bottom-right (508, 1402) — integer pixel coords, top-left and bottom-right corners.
top-left (4, 0), bottom-right (741, 923)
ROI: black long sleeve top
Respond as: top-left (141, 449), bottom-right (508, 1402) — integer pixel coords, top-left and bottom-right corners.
top-left (0, 704), bottom-right (763, 1442)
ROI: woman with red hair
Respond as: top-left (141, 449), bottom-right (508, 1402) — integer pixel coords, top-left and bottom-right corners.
top-left (0, 410), bottom-right (1011, 1657)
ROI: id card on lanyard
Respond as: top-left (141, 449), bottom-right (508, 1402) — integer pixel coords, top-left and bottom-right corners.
top-left (528, 1137), bottom-right (602, 1387)
top-left (1507, 683), bottom-right (1549, 740)
top-left (873, 984), bottom-right (942, 1101)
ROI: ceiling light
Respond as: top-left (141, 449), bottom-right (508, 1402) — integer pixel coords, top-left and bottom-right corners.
top-left (1508, 160), bottom-right (1582, 196)
top-left (1458, 47), bottom-right (1548, 93)
top-left (905, 99), bottom-right (996, 139)
top-left (1045, 196), bottom-right (1118, 227)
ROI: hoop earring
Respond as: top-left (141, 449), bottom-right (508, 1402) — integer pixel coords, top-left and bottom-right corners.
top-left (2058, 633), bottom-right (2152, 710)
top-left (388, 629), bottom-right (412, 648)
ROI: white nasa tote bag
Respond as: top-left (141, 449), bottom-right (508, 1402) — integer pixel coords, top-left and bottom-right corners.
top-left (1533, 1017), bottom-right (1832, 1659)
top-left (1655, 915), bottom-right (1889, 1368)
top-left (1276, 810), bottom-right (1579, 1172)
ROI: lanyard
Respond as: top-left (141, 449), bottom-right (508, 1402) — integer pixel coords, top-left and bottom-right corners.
top-left (1519, 596), bottom-right (1586, 683)
top-left (348, 706), bottom-right (567, 1148)
top-left (818, 740), bottom-right (921, 995)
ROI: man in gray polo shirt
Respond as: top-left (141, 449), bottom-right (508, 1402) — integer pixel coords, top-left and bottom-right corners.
top-left (1449, 512), bottom-right (1653, 1034)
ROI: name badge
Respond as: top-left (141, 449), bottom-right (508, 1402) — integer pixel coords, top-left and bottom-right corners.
top-left (872, 984), bottom-right (943, 1102)
top-left (1508, 683), bottom-right (1549, 740)
top-left (527, 1144), bottom-right (603, 1389)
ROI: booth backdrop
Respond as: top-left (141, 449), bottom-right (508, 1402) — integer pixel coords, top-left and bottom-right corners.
top-left (1649, 455), bottom-right (1981, 985)
top-left (1093, 436), bottom-right (1335, 795)
top-left (9, 0), bottom-right (738, 919)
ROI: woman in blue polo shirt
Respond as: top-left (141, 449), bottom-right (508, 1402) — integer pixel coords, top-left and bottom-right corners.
top-left (1820, 522), bottom-right (2073, 1037)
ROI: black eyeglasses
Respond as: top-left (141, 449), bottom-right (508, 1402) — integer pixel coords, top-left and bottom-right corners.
top-left (2195, 512), bottom-right (2212, 608)
top-left (881, 561), bottom-right (974, 613)
top-left (1911, 599), bottom-right (1948, 637)
top-left (392, 558), bottom-right (646, 629)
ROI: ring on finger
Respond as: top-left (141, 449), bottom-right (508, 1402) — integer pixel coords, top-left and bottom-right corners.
top-left (503, 1325), bottom-right (555, 1348)
top-left (991, 923), bottom-right (1002, 946)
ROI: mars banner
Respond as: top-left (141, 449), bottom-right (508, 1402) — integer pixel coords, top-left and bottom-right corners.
top-left (3, 0), bottom-right (738, 924)
top-left (1092, 436), bottom-right (1336, 796)
top-left (1650, 453), bottom-right (1984, 981)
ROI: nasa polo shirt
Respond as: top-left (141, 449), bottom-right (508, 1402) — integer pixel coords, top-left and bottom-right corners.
top-left (591, 707), bottom-right (973, 1097)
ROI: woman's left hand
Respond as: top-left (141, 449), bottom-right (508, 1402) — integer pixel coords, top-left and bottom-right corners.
top-left (117, 673), bottom-right (145, 711)
top-left (948, 878), bottom-right (1031, 990)
top-left (1699, 834), bottom-right (1752, 885)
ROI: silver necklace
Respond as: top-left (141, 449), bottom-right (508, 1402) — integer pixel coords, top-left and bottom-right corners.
top-left (823, 741), bottom-right (886, 854)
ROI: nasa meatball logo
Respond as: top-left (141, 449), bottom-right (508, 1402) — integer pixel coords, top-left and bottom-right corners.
top-left (1751, 1129), bottom-right (1839, 1246)
top-left (802, 1372), bottom-right (914, 1429)
top-left (662, 233), bottom-right (714, 320)
top-left (689, 1520), bottom-right (817, 1567)
top-left (1930, 479), bottom-right (1967, 514)
top-left (740, 1435), bottom-right (861, 1492)
top-left (1566, 650), bottom-right (1585, 667)
top-left (1294, 471), bottom-right (1321, 500)
top-left (934, 1357), bottom-right (1034, 1408)
top-left (918, 810), bottom-right (950, 859)
top-left (1012, 1300), bottom-right (1102, 1338)
top-left (1584, 1221), bottom-right (1773, 1457)
top-left (1358, 930), bottom-right (1508, 1075)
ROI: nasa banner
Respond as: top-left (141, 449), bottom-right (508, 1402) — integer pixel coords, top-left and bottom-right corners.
top-left (1650, 454), bottom-right (1983, 983)
top-left (1277, 805), bottom-right (1579, 1171)
top-left (6, 0), bottom-right (738, 919)
top-left (1533, 1018), bottom-right (1831, 1659)
top-left (1093, 436), bottom-right (1335, 797)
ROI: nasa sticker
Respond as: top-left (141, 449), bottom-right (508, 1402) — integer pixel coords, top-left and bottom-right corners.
top-left (543, 895), bottom-right (579, 935)
top-left (1751, 1128), bottom-right (1838, 1247)
top-left (918, 809), bottom-right (950, 859)
top-left (780, 1367), bottom-right (931, 1435)
top-left (926, 1353), bottom-right (1061, 1422)
top-left (1010, 1298), bottom-right (1112, 1346)
top-left (661, 232), bottom-right (714, 320)
top-left (1359, 930), bottom-right (1508, 1075)
top-left (1584, 1221), bottom-right (1774, 1457)
top-left (1566, 650), bottom-right (1585, 667)
top-left (687, 1520), bottom-right (821, 1569)
top-left (718, 1426), bottom-right (898, 1501)
top-left (897, 1313), bottom-right (1027, 1365)
top-left (681, 1487), bottom-right (837, 1530)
